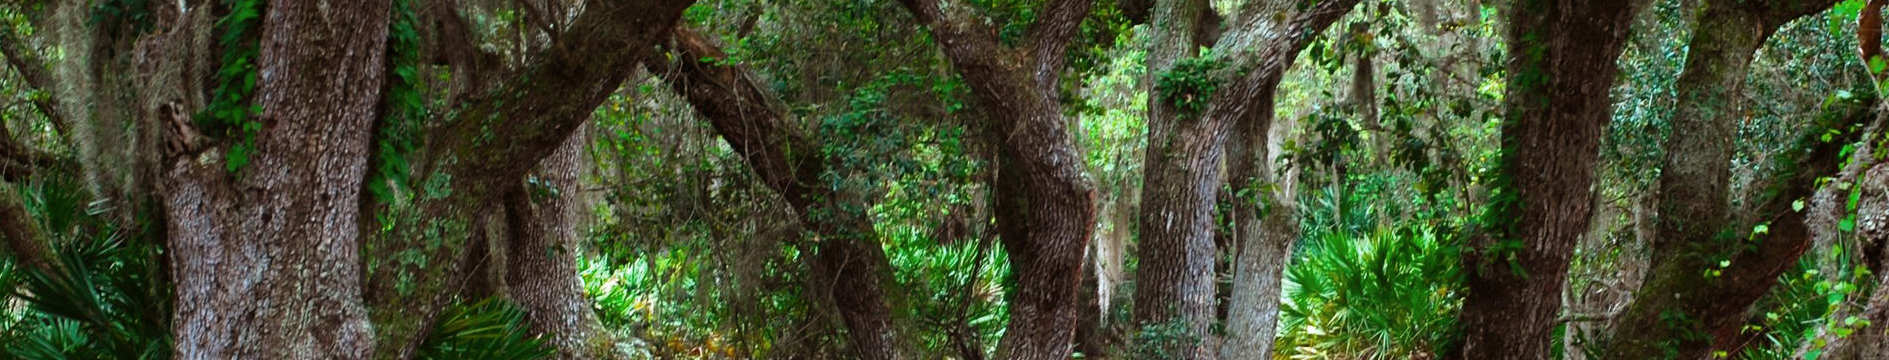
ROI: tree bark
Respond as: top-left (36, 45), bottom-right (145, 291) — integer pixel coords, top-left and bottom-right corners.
top-left (159, 0), bottom-right (391, 357)
top-left (1798, 163), bottom-right (1889, 360)
top-left (1131, 0), bottom-right (1357, 359)
top-left (0, 185), bottom-right (55, 272)
top-left (1452, 1), bottom-right (1647, 360)
top-left (894, 0), bottom-right (1101, 359)
top-left (1219, 95), bottom-right (1299, 360)
top-left (1594, 1), bottom-right (1848, 358)
top-left (503, 123), bottom-right (612, 360)
top-left (650, 27), bottom-right (903, 360)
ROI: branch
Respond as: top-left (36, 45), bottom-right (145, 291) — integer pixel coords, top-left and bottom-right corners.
top-left (424, 0), bottom-right (695, 191)
top-left (0, 30), bottom-right (69, 139)
top-left (1024, 0), bottom-right (1095, 89)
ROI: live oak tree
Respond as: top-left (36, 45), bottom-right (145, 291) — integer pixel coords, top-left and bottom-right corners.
top-left (1452, 1), bottom-right (1649, 359)
top-left (2, 0), bottom-right (693, 357)
top-left (894, 0), bottom-right (1102, 359)
top-left (1593, 1), bottom-right (1870, 359)
top-left (647, 27), bottom-right (905, 360)
top-left (1130, 0), bottom-right (1359, 359)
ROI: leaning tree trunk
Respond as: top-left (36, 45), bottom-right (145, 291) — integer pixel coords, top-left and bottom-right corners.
top-left (1452, 1), bottom-right (1647, 360)
top-left (1595, 1), bottom-right (1847, 358)
top-left (650, 27), bottom-right (903, 360)
top-left (159, 0), bottom-right (391, 357)
top-left (361, 1), bottom-right (693, 358)
top-left (1132, 0), bottom-right (1358, 358)
top-left (895, 0), bottom-right (1101, 359)
top-left (1219, 96), bottom-right (1300, 360)
top-left (503, 123), bottom-right (613, 360)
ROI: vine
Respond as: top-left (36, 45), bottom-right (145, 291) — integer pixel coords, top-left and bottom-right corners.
top-left (199, 0), bottom-right (266, 172)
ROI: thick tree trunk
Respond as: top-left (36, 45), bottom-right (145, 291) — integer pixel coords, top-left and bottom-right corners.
top-left (1219, 97), bottom-right (1299, 360)
top-left (651, 28), bottom-right (903, 360)
top-left (1132, 1), bottom-right (1224, 354)
top-left (1132, 0), bottom-right (1356, 358)
top-left (1595, 2), bottom-right (1845, 358)
top-left (160, 0), bottom-right (391, 357)
top-left (895, 1), bottom-right (1100, 359)
top-left (504, 123), bottom-right (611, 360)
top-left (1452, 2), bottom-right (1646, 360)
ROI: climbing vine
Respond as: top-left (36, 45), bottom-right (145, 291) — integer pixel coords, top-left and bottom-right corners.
top-left (199, 0), bottom-right (266, 172)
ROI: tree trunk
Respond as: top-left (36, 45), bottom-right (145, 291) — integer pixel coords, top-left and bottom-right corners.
top-left (1132, 0), bottom-right (1357, 358)
top-left (0, 185), bottom-right (55, 272)
top-left (1595, 1), bottom-right (1847, 358)
top-left (1132, 0), bottom-right (1224, 354)
top-left (894, 1), bottom-right (1101, 359)
top-left (1799, 163), bottom-right (1889, 360)
top-left (1220, 95), bottom-right (1300, 360)
top-left (651, 27), bottom-right (903, 360)
top-left (160, 0), bottom-right (391, 357)
top-left (504, 123), bottom-right (612, 360)
top-left (1453, 1), bottom-right (1647, 360)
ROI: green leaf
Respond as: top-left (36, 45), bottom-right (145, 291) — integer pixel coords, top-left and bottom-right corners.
top-left (1794, 199), bottom-right (1807, 212)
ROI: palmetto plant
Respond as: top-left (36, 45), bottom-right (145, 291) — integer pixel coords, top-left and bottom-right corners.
top-left (1277, 225), bottom-right (1462, 360)
top-left (3, 228), bottom-right (173, 360)
top-left (416, 297), bottom-right (556, 360)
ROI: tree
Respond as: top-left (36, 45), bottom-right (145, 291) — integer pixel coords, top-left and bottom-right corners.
top-left (2, 0), bottom-right (704, 357)
top-left (893, 0), bottom-right (1102, 359)
top-left (1592, 1), bottom-right (1860, 358)
top-left (1452, 1), bottom-right (1650, 359)
top-left (1129, 0), bottom-right (1359, 358)
top-left (647, 27), bottom-right (905, 360)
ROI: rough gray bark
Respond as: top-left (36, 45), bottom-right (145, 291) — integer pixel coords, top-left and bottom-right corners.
top-left (1219, 100), bottom-right (1299, 360)
top-left (1798, 163), bottom-right (1889, 360)
top-left (1132, 0), bottom-right (1357, 359)
top-left (159, 0), bottom-right (391, 357)
top-left (504, 123), bottom-right (611, 360)
top-left (1452, 1), bottom-right (1648, 360)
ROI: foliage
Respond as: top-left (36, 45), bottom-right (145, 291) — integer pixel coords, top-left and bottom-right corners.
top-left (1277, 224), bottom-right (1462, 360)
top-left (1153, 53), bottom-right (1225, 118)
top-left (415, 298), bottom-right (556, 360)
top-left (199, 0), bottom-right (268, 172)
top-left (0, 218), bottom-right (171, 360)
top-left (370, 0), bottom-right (428, 208)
